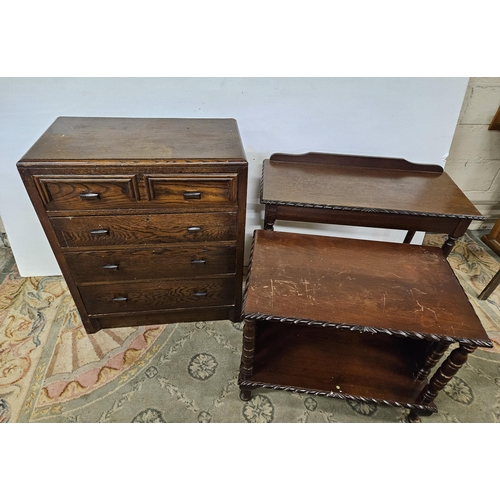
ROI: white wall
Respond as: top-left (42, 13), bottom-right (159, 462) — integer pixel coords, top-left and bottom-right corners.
top-left (0, 77), bottom-right (468, 277)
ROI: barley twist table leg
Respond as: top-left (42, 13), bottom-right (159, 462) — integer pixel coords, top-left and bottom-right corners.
top-left (408, 343), bottom-right (476, 422)
top-left (239, 318), bottom-right (256, 401)
top-left (414, 341), bottom-right (451, 381)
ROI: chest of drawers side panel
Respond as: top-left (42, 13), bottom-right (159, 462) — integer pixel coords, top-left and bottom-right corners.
top-left (232, 164), bottom-right (248, 321)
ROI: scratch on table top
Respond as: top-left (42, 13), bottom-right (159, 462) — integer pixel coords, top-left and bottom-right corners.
top-left (381, 272), bottom-right (403, 280)
top-left (415, 299), bottom-right (439, 323)
top-left (409, 289), bottom-right (429, 307)
top-left (262, 277), bottom-right (328, 306)
top-left (274, 279), bottom-right (307, 299)
top-left (304, 278), bottom-right (324, 305)
top-left (300, 278), bottom-right (313, 303)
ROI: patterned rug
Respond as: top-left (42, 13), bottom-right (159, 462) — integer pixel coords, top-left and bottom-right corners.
top-left (2, 232), bottom-right (500, 423)
top-left (425, 231), bottom-right (500, 351)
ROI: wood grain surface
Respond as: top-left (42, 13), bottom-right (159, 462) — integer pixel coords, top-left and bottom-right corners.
top-left (19, 117), bottom-right (246, 162)
top-left (246, 321), bottom-right (432, 408)
top-left (79, 276), bottom-right (235, 314)
top-left (50, 212), bottom-right (237, 248)
top-left (244, 230), bottom-right (489, 343)
top-left (262, 154), bottom-right (482, 218)
top-left (64, 244), bottom-right (236, 284)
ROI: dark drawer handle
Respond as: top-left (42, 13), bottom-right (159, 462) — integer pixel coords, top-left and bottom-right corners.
top-left (80, 192), bottom-right (100, 200)
top-left (112, 296), bottom-right (128, 302)
top-left (187, 226), bottom-right (201, 232)
top-left (90, 229), bottom-right (110, 236)
top-left (102, 264), bottom-right (119, 270)
top-left (193, 291), bottom-right (208, 297)
top-left (191, 259), bottom-right (206, 265)
top-left (183, 191), bottom-right (202, 200)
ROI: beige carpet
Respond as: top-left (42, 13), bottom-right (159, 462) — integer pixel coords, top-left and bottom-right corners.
top-left (2, 232), bottom-right (500, 423)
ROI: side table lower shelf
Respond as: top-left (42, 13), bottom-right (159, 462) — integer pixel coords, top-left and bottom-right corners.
top-left (238, 321), bottom-right (437, 413)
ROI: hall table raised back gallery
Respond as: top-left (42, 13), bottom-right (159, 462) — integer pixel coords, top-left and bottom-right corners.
top-left (239, 230), bottom-right (493, 422)
top-left (261, 152), bottom-right (484, 255)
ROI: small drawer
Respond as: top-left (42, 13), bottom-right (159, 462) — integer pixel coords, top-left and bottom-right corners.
top-left (65, 244), bottom-right (237, 284)
top-left (79, 277), bottom-right (236, 314)
top-left (145, 175), bottom-right (237, 207)
top-left (34, 175), bottom-right (140, 211)
top-left (50, 212), bottom-right (237, 248)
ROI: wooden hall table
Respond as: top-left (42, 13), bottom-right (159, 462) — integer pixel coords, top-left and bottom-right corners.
top-left (239, 230), bottom-right (493, 422)
top-left (261, 152), bottom-right (484, 256)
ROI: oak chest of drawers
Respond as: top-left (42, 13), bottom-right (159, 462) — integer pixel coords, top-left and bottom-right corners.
top-left (18, 117), bottom-right (248, 334)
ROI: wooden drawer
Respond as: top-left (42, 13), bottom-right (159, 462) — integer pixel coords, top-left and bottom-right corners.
top-left (145, 175), bottom-right (237, 207)
top-left (50, 212), bottom-right (237, 248)
top-left (34, 175), bottom-right (140, 211)
top-left (79, 277), bottom-right (236, 314)
top-left (65, 244), bottom-right (237, 284)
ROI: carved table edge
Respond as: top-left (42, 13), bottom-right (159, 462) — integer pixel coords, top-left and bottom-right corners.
top-left (259, 198), bottom-right (485, 221)
top-left (241, 313), bottom-right (494, 348)
top-left (237, 377), bottom-right (437, 413)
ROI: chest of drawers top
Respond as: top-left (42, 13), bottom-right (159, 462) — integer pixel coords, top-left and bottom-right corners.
top-left (18, 116), bottom-right (246, 164)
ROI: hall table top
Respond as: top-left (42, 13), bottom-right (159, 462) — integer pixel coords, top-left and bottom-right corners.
top-left (261, 152), bottom-right (483, 220)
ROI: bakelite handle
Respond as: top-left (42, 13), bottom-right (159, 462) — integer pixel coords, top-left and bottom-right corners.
top-left (102, 264), bottom-right (119, 270)
top-left (80, 192), bottom-right (100, 200)
top-left (183, 191), bottom-right (202, 200)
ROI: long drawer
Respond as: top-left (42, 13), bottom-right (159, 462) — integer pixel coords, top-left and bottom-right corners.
top-left (79, 277), bottom-right (236, 314)
top-left (50, 212), bottom-right (237, 248)
top-left (64, 244), bottom-right (237, 284)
